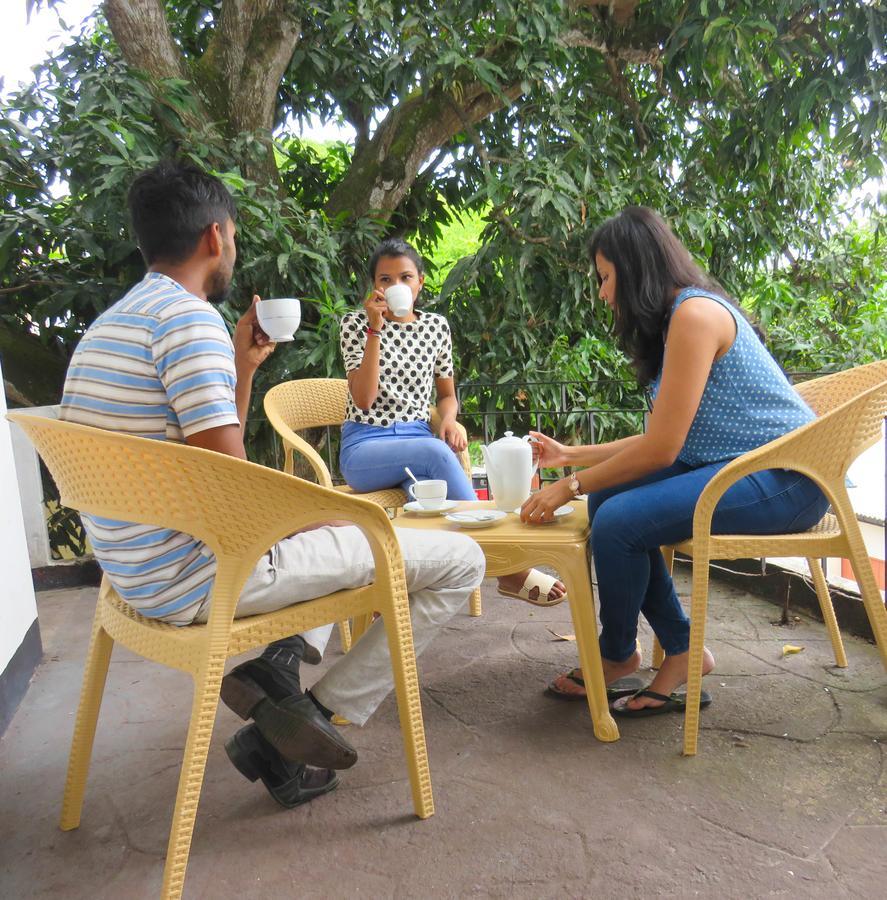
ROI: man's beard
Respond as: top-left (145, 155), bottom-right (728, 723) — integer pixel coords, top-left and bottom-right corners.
top-left (207, 267), bottom-right (232, 304)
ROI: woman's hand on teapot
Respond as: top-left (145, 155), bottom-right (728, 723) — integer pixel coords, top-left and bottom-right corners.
top-left (520, 478), bottom-right (572, 525)
top-left (438, 417), bottom-right (467, 452)
top-left (528, 431), bottom-right (569, 468)
top-left (363, 288), bottom-right (388, 331)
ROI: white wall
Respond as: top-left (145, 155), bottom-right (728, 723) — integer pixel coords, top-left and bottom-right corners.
top-left (0, 358), bottom-right (39, 674)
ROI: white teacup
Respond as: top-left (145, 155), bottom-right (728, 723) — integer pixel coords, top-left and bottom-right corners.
top-left (408, 478), bottom-right (448, 510)
top-left (384, 283), bottom-right (413, 317)
top-left (256, 297), bottom-right (301, 342)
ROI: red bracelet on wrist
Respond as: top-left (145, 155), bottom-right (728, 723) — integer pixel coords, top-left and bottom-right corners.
top-left (366, 325), bottom-right (383, 338)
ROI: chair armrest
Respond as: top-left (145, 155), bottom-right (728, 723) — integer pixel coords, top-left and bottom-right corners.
top-left (687, 417), bottom-right (835, 543)
top-left (429, 406), bottom-right (472, 478)
top-left (281, 431), bottom-right (335, 488)
top-left (264, 400), bottom-right (335, 488)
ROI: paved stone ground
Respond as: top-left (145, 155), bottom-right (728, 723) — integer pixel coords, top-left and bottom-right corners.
top-left (1, 568), bottom-right (885, 899)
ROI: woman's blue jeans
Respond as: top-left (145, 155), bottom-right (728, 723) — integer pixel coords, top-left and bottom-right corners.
top-left (340, 420), bottom-right (476, 498)
top-left (590, 461), bottom-right (830, 663)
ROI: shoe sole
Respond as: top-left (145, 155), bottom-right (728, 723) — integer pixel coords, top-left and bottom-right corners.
top-left (220, 670), bottom-right (266, 720)
top-left (224, 732), bottom-right (262, 782)
top-left (221, 671), bottom-right (357, 770)
top-left (252, 701), bottom-right (357, 770)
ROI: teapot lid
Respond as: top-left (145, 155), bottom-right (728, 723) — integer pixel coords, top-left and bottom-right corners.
top-left (492, 430), bottom-right (526, 445)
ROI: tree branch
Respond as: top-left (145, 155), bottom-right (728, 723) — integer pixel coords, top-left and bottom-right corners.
top-left (199, 0), bottom-right (300, 133)
top-left (326, 79), bottom-right (522, 220)
top-left (102, 0), bottom-right (189, 83)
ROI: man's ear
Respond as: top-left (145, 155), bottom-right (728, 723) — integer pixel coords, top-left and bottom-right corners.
top-left (204, 222), bottom-right (223, 258)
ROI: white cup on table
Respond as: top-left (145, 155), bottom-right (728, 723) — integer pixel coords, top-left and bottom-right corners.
top-left (408, 479), bottom-right (448, 510)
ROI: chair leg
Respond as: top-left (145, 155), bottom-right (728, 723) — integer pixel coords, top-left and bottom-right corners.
top-left (806, 557), bottom-right (848, 667)
top-left (651, 637), bottom-right (665, 670)
top-left (381, 594), bottom-right (434, 819)
top-left (350, 612), bottom-right (373, 645)
top-left (652, 548), bottom-right (675, 670)
top-left (846, 547), bottom-right (887, 673)
top-left (160, 658), bottom-right (227, 900)
top-left (469, 586), bottom-right (482, 617)
top-left (337, 619), bottom-right (353, 653)
top-left (60, 608), bottom-right (114, 831)
top-left (683, 556), bottom-right (711, 757)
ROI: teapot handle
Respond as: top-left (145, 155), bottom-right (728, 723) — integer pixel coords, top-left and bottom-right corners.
top-left (523, 434), bottom-right (541, 474)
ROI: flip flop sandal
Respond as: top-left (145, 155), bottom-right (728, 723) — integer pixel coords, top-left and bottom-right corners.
top-left (498, 568), bottom-right (567, 607)
top-left (545, 668), bottom-right (647, 701)
top-left (611, 688), bottom-right (713, 718)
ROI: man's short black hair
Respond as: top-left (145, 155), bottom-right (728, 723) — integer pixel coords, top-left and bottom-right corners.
top-left (127, 160), bottom-right (237, 265)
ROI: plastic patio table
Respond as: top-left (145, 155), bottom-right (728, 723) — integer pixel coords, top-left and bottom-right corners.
top-left (394, 498), bottom-right (620, 742)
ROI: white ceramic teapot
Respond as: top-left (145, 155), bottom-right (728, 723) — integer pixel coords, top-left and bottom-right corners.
top-left (481, 431), bottom-right (538, 512)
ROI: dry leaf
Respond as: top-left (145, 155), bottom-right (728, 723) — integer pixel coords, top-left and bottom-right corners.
top-left (547, 627), bottom-right (576, 642)
top-left (782, 644), bottom-right (805, 657)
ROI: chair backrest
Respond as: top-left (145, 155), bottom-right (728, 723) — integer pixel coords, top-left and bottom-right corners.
top-left (795, 360), bottom-right (887, 417)
top-left (737, 364), bottom-right (887, 493)
top-left (264, 378), bottom-right (349, 431)
top-left (7, 412), bottom-right (393, 616)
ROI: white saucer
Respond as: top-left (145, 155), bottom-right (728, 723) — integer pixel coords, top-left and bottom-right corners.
top-left (512, 504), bottom-right (575, 518)
top-left (403, 499), bottom-right (459, 516)
top-left (445, 510), bottom-right (507, 529)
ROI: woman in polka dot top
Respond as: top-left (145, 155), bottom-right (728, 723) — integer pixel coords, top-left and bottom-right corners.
top-left (521, 207), bottom-right (829, 712)
top-left (339, 237), bottom-right (566, 606)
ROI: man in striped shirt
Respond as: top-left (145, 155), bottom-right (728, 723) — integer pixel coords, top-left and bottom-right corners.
top-left (61, 161), bottom-right (485, 809)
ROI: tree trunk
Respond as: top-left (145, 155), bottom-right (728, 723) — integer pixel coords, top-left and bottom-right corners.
top-left (326, 81), bottom-right (522, 220)
top-left (104, 0), bottom-right (300, 185)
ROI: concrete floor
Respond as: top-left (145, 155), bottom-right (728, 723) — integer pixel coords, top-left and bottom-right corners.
top-left (1, 568), bottom-right (886, 899)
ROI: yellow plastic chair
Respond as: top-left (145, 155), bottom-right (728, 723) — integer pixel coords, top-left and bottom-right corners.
top-left (8, 411), bottom-right (434, 900)
top-left (263, 377), bottom-right (483, 630)
top-left (653, 360), bottom-right (887, 756)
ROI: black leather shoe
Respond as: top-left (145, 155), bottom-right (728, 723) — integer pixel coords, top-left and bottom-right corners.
top-left (220, 658), bottom-right (357, 769)
top-left (225, 724), bottom-right (339, 809)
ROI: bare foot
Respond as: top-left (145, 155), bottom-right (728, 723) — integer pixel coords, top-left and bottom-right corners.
top-left (549, 648), bottom-right (642, 698)
top-left (621, 647), bottom-right (715, 712)
top-left (601, 647), bottom-right (643, 686)
top-left (497, 569), bottom-right (566, 603)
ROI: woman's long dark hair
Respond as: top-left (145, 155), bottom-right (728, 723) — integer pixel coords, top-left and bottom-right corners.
top-left (589, 206), bottom-right (747, 387)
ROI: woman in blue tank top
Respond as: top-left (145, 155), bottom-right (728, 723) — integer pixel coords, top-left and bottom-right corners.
top-left (521, 206), bottom-right (829, 715)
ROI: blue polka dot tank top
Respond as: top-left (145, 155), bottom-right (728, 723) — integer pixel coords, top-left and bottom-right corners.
top-left (650, 287), bottom-right (815, 466)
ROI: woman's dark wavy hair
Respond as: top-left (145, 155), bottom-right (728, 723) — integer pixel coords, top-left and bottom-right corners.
top-left (589, 206), bottom-right (754, 387)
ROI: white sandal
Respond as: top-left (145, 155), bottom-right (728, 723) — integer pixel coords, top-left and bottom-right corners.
top-left (497, 568), bottom-right (567, 607)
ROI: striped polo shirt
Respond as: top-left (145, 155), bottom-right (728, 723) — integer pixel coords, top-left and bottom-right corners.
top-left (60, 272), bottom-right (240, 624)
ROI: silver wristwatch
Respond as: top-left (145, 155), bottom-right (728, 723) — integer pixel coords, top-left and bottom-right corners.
top-left (567, 473), bottom-right (582, 498)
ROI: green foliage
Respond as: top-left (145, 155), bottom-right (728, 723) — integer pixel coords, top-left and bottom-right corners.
top-left (745, 225), bottom-right (887, 372)
top-left (3, 0), bottom-right (886, 469)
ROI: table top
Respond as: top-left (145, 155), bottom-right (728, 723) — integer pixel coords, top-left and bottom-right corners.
top-left (394, 499), bottom-right (589, 545)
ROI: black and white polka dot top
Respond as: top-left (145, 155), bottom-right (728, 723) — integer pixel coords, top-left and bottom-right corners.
top-left (339, 309), bottom-right (454, 426)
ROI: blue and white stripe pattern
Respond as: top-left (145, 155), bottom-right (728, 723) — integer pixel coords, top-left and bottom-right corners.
top-left (60, 273), bottom-right (240, 624)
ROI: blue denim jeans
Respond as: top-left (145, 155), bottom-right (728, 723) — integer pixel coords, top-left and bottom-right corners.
top-left (589, 461), bottom-right (830, 662)
top-left (340, 420), bottom-right (476, 498)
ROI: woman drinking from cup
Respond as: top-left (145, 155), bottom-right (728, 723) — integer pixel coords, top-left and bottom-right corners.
top-left (339, 237), bottom-right (566, 607)
top-left (521, 206), bottom-right (828, 713)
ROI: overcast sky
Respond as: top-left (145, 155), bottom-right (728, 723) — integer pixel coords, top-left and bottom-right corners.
top-left (2, 0), bottom-right (99, 96)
